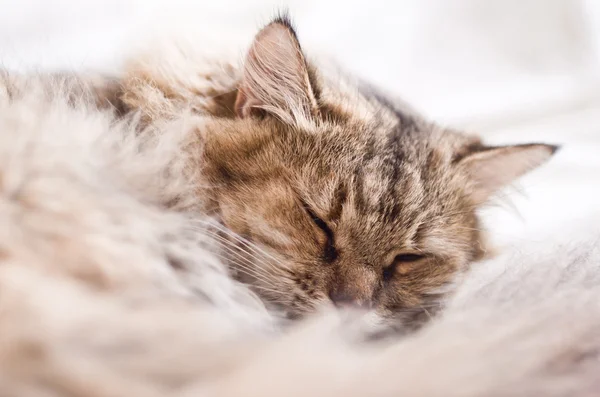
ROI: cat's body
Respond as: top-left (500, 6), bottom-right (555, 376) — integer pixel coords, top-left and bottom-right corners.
top-left (0, 15), bottom-right (594, 397)
top-left (0, 78), bottom-right (598, 396)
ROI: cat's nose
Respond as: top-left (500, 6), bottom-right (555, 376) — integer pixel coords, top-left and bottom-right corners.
top-left (328, 290), bottom-right (370, 309)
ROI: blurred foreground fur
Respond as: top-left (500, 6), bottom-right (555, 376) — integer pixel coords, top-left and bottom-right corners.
top-left (0, 69), bottom-right (599, 397)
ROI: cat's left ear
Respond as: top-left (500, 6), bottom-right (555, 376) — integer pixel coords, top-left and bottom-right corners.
top-left (235, 17), bottom-right (319, 124)
top-left (458, 143), bottom-right (559, 204)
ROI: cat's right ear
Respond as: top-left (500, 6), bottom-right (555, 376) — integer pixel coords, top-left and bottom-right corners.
top-left (457, 143), bottom-right (559, 204)
top-left (235, 17), bottom-right (319, 125)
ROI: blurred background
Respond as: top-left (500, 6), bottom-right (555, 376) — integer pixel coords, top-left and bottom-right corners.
top-left (0, 0), bottom-right (598, 247)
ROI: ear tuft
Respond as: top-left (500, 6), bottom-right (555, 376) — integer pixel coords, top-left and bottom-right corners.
top-left (270, 11), bottom-right (296, 31)
top-left (459, 143), bottom-right (559, 204)
top-left (235, 17), bottom-right (319, 124)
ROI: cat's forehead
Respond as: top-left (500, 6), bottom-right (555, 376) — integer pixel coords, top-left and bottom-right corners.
top-left (297, 132), bottom-right (452, 220)
top-left (289, 115), bottom-right (469, 241)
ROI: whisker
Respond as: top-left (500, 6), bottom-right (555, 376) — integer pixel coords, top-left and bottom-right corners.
top-left (419, 305), bottom-right (433, 320)
top-left (230, 259), bottom-right (284, 285)
top-left (251, 284), bottom-right (289, 297)
top-left (232, 267), bottom-right (278, 288)
top-left (205, 233), bottom-right (280, 286)
top-left (204, 230), bottom-right (277, 269)
top-left (196, 227), bottom-right (283, 275)
top-left (197, 219), bottom-right (284, 266)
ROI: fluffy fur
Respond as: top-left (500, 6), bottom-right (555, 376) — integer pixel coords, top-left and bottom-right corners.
top-left (103, 18), bottom-right (558, 326)
top-left (0, 17), bottom-right (596, 397)
top-left (0, 80), bottom-right (598, 394)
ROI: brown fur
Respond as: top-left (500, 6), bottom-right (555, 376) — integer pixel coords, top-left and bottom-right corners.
top-left (104, 16), bottom-right (556, 328)
top-left (2, 15), bottom-right (595, 397)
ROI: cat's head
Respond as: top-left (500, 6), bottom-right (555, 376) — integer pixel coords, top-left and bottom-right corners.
top-left (202, 16), bottom-right (557, 326)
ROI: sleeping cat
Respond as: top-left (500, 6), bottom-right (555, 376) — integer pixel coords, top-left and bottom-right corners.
top-left (93, 15), bottom-right (558, 327)
top-left (0, 80), bottom-right (597, 395)
top-left (2, 13), bottom-right (599, 397)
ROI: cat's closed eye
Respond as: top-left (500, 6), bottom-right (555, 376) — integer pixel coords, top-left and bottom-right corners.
top-left (301, 200), bottom-right (338, 262)
top-left (394, 254), bottom-right (424, 263)
top-left (382, 254), bottom-right (425, 281)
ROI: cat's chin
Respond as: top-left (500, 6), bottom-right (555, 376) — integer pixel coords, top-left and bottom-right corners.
top-left (277, 303), bottom-right (402, 342)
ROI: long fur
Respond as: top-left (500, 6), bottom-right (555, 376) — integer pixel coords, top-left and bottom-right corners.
top-left (0, 54), bottom-right (599, 397)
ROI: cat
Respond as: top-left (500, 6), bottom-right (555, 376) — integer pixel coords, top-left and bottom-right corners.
top-left (97, 15), bottom-right (558, 328)
top-left (0, 14), bottom-right (598, 397)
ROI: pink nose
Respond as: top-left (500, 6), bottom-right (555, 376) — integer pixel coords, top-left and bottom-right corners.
top-left (328, 290), bottom-right (370, 309)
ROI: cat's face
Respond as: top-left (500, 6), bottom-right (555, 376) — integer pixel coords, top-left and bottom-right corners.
top-left (202, 17), bottom-right (556, 327)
